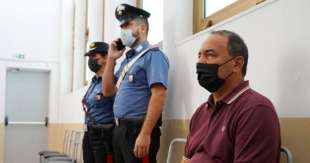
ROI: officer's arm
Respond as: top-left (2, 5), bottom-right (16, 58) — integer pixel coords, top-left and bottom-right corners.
top-left (134, 84), bottom-right (167, 157)
top-left (102, 40), bottom-right (124, 96)
top-left (134, 50), bottom-right (169, 158)
top-left (140, 84), bottom-right (166, 136)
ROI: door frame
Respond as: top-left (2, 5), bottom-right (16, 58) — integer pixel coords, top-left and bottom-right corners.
top-left (1, 65), bottom-right (52, 163)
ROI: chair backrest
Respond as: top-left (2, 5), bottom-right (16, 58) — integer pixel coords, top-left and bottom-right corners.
top-left (281, 146), bottom-right (293, 163)
top-left (62, 129), bottom-right (71, 153)
top-left (65, 130), bottom-right (79, 157)
top-left (167, 138), bottom-right (294, 163)
top-left (70, 130), bottom-right (84, 163)
top-left (166, 138), bottom-right (186, 163)
top-left (74, 131), bottom-right (84, 163)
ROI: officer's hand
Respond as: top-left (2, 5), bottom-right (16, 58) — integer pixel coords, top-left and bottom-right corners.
top-left (108, 39), bottom-right (125, 61)
top-left (134, 133), bottom-right (151, 158)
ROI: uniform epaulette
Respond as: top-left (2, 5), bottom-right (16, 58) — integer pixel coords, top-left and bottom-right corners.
top-left (149, 47), bottom-right (160, 52)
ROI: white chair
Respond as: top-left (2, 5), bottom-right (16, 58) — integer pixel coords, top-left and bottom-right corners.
top-left (39, 129), bottom-right (73, 163)
top-left (166, 138), bottom-right (186, 163)
top-left (44, 130), bottom-right (84, 163)
top-left (281, 146), bottom-right (293, 163)
top-left (73, 131), bottom-right (84, 163)
top-left (166, 138), bottom-right (293, 163)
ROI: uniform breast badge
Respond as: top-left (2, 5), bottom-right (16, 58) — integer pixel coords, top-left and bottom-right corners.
top-left (128, 75), bottom-right (134, 82)
top-left (96, 92), bottom-right (101, 101)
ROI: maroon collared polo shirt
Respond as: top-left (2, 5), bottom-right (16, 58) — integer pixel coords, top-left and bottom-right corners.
top-left (184, 81), bottom-right (281, 163)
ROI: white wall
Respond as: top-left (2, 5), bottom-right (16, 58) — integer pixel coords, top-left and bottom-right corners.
top-left (85, 0), bottom-right (104, 81)
top-left (72, 0), bottom-right (87, 90)
top-left (59, 0), bottom-right (75, 95)
top-left (58, 87), bottom-right (86, 123)
top-left (0, 0), bottom-right (61, 123)
top-left (57, 0), bottom-right (87, 124)
top-left (162, 0), bottom-right (193, 119)
top-left (165, 0), bottom-right (310, 119)
top-left (143, 0), bottom-right (164, 44)
top-left (0, 0), bottom-right (61, 62)
top-left (88, 0), bottom-right (104, 42)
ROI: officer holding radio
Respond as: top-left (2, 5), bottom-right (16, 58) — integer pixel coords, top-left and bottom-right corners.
top-left (102, 4), bottom-right (169, 163)
top-left (82, 42), bottom-right (115, 163)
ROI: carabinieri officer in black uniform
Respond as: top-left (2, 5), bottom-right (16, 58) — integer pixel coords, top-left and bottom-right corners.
top-left (82, 42), bottom-right (115, 163)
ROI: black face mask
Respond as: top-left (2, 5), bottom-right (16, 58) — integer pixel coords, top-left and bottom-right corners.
top-left (196, 57), bottom-right (235, 92)
top-left (88, 58), bottom-right (101, 73)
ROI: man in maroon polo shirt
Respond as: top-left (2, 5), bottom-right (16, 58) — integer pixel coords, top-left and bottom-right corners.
top-left (181, 30), bottom-right (281, 163)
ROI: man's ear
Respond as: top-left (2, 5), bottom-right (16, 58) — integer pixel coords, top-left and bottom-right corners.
top-left (100, 55), bottom-right (108, 64)
top-left (233, 56), bottom-right (245, 73)
top-left (140, 23), bottom-right (147, 34)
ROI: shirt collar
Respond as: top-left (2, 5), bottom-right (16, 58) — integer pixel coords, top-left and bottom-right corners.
top-left (91, 75), bottom-right (102, 83)
top-left (207, 80), bottom-right (250, 107)
top-left (126, 41), bottom-right (150, 59)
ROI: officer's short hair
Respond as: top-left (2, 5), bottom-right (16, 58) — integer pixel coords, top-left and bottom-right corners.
top-left (133, 18), bottom-right (149, 35)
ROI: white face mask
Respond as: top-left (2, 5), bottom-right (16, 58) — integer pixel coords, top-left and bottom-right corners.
top-left (120, 29), bottom-right (137, 47)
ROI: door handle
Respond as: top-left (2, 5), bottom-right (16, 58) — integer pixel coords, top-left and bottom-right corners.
top-left (5, 116), bottom-right (8, 126)
top-left (45, 116), bottom-right (48, 127)
top-left (4, 116), bottom-right (48, 127)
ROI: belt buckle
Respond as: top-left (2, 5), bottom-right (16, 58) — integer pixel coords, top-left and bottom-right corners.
top-left (115, 118), bottom-right (119, 126)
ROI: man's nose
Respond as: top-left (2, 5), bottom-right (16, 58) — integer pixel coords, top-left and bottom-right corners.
top-left (197, 56), bottom-right (208, 64)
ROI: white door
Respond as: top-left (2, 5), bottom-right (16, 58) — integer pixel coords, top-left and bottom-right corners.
top-left (4, 68), bottom-right (49, 163)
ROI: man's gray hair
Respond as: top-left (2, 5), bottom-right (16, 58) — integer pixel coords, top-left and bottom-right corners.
top-left (211, 30), bottom-right (249, 76)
